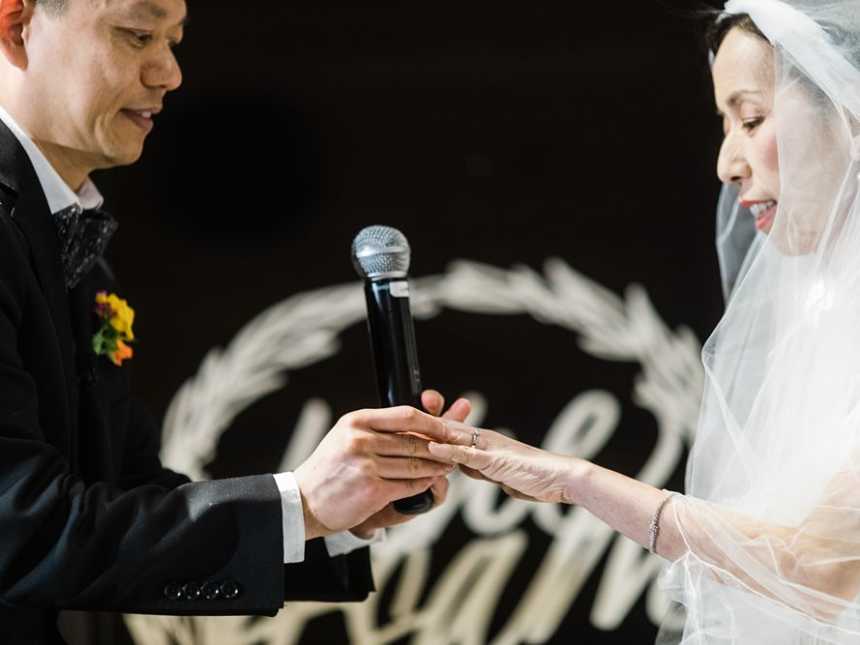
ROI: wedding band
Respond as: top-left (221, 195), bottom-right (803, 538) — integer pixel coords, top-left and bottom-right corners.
top-left (470, 429), bottom-right (480, 448)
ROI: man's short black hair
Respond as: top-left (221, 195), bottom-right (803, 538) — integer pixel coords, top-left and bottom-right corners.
top-left (36, 0), bottom-right (68, 15)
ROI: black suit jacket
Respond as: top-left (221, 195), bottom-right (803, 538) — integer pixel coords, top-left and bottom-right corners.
top-left (0, 121), bottom-right (372, 644)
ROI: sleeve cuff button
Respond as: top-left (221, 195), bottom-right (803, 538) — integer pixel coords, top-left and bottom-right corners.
top-left (219, 580), bottom-right (242, 600)
top-left (163, 582), bottom-right (183, 601)
top-left (182, 582), bottom-right (202, 601)
top-left (202, 582), bottom-right (221, 600)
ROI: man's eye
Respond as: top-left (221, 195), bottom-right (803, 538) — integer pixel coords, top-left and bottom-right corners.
top-left (122, 29), bottom-right (153, 47)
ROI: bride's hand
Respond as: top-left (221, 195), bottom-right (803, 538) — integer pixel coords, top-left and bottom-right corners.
top-left (428, 420), bottom-right (579, 504)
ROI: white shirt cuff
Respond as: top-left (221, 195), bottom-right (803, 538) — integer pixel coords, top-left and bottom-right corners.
top-left (273, 472), bottom-right (306, 564)
top-left (324, 527), bottom-right (386, 557)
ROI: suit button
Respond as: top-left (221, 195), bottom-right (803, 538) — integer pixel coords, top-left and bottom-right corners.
top-left (163, 582), bottom-right (183, 601)
top-left (182, 582), bottom-right (202, 601)
top-left (202, 582), bottom-right (221, 600)
top-left (219, 580), bottom-right (241, 600)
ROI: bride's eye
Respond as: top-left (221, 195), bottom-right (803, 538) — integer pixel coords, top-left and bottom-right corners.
top-left (742, 117), bottom-right (764, 132)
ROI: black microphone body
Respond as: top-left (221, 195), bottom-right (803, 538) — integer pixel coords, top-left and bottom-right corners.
top-left (364, 279), bottom-right (423, 410)
top-left (362, 278), bottom-right (433, 514)
top-left (352, 226), bottom-right (434, 515)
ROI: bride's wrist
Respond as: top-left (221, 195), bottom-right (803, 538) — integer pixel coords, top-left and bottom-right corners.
top-left (563, 457), bottom-right (594, 505)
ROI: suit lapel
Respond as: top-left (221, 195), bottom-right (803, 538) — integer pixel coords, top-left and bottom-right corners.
top-left (0, 118), bottom-right (78, 435)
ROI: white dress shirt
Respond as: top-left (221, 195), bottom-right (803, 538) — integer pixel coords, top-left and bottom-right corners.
top-left (0, 105), bottom-right (382, 563)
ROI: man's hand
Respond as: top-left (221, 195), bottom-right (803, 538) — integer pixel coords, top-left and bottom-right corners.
top-left (293, 401), bottom-right (462, 540)
top-left (348, 390), bottom-right (472, 537)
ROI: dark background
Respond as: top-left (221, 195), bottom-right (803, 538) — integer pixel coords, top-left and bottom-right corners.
top-left (85, 0), bottom-right (725, 642)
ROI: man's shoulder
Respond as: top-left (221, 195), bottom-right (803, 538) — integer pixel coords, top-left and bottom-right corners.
top-left (0, 197), bottom-right (20, 250)
top-left (0, 199), bottom-right (25, 255)
top-left (0, 198), bottom-right (35, 301)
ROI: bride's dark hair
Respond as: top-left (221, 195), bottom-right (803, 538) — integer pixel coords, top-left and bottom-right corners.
top-left (705, 12), bottom-right (767, 54)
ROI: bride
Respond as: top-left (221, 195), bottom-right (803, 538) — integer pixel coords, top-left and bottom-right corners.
top-left (429, 1), bottom-right (860, 641)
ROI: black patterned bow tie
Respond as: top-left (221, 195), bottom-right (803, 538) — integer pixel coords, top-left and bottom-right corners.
top-left (53, 205), bottom-right (119, 290)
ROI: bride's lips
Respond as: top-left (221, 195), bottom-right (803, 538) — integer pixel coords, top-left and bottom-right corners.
top-left (741, 199), bottom-right (778, 233)
top-left (754, 204), bottom-right (777, 232)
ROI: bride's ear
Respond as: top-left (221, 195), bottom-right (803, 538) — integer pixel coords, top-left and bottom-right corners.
top-left (0, 0), bottom-right (35, 70)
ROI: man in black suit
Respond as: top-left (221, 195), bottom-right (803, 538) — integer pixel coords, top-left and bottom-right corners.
top-left (0, 0), bottom-right (470, 642)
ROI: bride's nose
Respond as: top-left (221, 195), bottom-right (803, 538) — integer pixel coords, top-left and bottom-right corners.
top-left (717, 134), bottom-right (751, 186)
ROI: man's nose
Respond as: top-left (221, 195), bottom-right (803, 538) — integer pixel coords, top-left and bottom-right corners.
top-left (143, 48), bottom-right (183, 93)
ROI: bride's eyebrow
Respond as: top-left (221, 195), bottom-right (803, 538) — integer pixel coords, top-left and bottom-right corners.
top-left (716, 89), bottom-right (765, 116)
top-left (728, 89), bottom-right (764, 106)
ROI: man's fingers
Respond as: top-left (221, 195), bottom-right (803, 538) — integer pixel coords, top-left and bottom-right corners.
top-left (441, 398), bottom-right (472, 423)
top-left (381, 476), bottom-right (437, 501)
top-left (371, 432), bottom-right (451, 462)
top-left (375, 456), bottom-right (454, 479)
top-left (429, 475), bottom-right (449, 506)
top-left (360, 506), bottom-right (414, 531)
top-left (360, 478), bottom-right (447, 531)
top-left (421, 390), bottom-right (445, 417)
top-left (351, 406), bottom-right (450, 440)
top-left (356, 475), bottom-right (449, 533)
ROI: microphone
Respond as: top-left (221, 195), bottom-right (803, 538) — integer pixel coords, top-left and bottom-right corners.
top-left (351, 225), bottom-right (434, 515)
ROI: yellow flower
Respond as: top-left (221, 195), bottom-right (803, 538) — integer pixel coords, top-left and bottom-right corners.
top-left (93, 291), bottom-right (136, 366)
top-left (106, 293), bottom-right (135, 341)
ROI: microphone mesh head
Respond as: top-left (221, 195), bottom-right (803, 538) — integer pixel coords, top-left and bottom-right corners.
top-left (351, 225), bottom-right (411, 278)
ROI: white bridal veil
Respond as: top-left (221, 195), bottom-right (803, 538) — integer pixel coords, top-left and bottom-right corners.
top-left (659, 0), bottom-right (860, 642)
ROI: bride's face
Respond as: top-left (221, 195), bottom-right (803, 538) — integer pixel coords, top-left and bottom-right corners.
top-left (713, 27), bottom-right (780, 235)
top-left (712, 25), bottom-right (850, 256)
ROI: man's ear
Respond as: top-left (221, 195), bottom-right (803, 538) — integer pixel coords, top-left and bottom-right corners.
top-left (0, 0), bottom-right (35, 70)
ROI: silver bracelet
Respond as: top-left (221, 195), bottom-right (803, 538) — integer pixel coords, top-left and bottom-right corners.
top-left (648, 490), bottom-right (677, 555)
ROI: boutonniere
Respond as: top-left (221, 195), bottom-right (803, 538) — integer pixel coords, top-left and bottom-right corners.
top-left (92, 291), bottom-right (135, 366)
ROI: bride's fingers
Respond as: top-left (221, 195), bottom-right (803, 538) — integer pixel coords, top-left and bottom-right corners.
top-left (458, 465), bottom-right (537, 500)
top-left (441, 419), bottom-right (492, 449)
top-left (427, 442), bottom-right (492, 469)
top-left (502, 485), bottom-right (539, 502)
top-left (459, 464), bottom-right (492, 481)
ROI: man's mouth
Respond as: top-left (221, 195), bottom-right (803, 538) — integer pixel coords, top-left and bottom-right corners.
top-left (121, 109), bottom-right (157, 133)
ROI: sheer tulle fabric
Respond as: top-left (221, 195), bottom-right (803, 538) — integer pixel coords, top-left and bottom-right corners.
top-left (660, 0), bottom-right (860, 642)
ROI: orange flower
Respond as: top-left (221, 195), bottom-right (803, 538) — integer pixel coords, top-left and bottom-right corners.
top-left (110, 340), bottom-right (134, 366)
